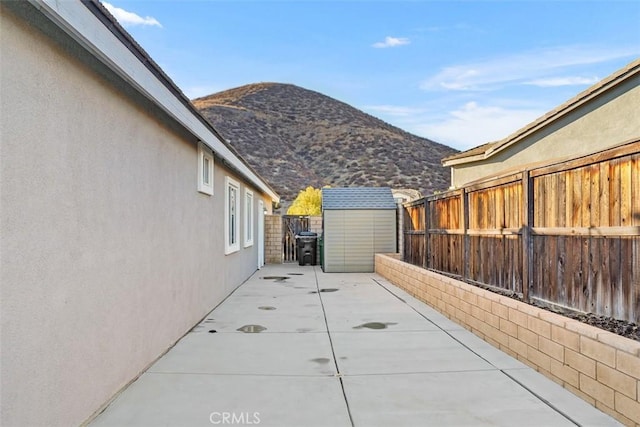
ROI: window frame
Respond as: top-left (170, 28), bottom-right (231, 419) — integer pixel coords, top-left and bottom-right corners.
top-left (197, 142), bottom-right (214, 196)
top-left (224, 176), bottom-right (241, 254)
top-left (244, 189), bottom-right (254, 248)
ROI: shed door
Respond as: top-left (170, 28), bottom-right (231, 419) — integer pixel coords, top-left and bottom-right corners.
top-left (342, 210), bottom-right (375, 272)
top-left (323, 210), bottom-right (345, 272)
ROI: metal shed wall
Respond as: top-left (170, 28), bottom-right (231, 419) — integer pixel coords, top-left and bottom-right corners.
top-left (323, 209), bottom-right (396, 272)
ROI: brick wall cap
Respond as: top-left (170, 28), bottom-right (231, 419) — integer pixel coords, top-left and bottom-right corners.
top-left (565, 321), bottom-right (602, 340)
top-left (597, 332), bottom-right (640, 356)
top-left (537, 310), bottom-right (569, 327)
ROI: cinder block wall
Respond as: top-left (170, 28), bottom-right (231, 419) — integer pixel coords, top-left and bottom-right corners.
top-left (309, 216), bottom-right (323, 265)
top-left (375, 254), bottom-right (640, 427)
top-left (264, 215), bottom-right (282, 264)
top-left (309, 216), bottom-right (322, 235)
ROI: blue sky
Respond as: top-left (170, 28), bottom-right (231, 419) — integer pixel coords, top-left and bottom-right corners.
top-left (104, 1), bottom-right (639, 151)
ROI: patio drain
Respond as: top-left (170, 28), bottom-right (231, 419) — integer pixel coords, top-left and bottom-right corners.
top-left (287, 273), bottom-right (304, 275)
top-left (208, 330), bottom-right (217, 333)
top-left (237, 324), bottom-right (267, 333)
top-left (258, 306), bottom-right (276, 310)
top-left (353, 322), bottom-right (397, 330)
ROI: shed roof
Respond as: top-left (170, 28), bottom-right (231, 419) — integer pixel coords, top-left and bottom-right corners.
top-left (322, 187), bottom-right (397, 210)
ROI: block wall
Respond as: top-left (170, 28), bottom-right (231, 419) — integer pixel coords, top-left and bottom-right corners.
top-left (375, 254), bottom-right (640, 427)
top-left (265, 215), bottom-right (282, 264)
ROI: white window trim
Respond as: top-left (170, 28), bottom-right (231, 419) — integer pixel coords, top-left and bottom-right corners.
top-left (197, 142), bottom-right (214, 196)
top-left (244, 189), bottom-right (254, 248)
top-left (225, 176), bottom-right (240, 254)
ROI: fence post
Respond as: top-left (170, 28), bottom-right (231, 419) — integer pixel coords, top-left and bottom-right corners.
top-left (461, 189), bottom-right (469, 279)
top-left (424, 198), bottom-right (429, 269)
top-left (522, 170), bottom-right (534, 303)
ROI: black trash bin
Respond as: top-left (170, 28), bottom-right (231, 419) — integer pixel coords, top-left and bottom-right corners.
top-left (295, 231), bottom-right (318, 266)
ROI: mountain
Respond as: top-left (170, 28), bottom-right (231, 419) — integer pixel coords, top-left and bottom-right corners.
top-left (192, 83), bottom-right (458, 203)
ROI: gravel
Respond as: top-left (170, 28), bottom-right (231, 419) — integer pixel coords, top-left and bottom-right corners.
top-left (560, 311), bottom-right (640, 341)
top-left (467, 280), bottom-right (640, 342)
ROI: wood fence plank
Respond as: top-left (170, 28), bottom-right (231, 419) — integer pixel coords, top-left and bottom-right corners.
top-left (534, 177), bottom-right (544, 227)
top-left (600, 160), bottom-right (611, 227)
top-left (590, 164), bottom-right (600, 227)
top-left (571, 168), bottom-right (582, 227)
top-left (557, 236), bottom-right (566, 306)
top-left (565, 169), bottom-right (573, 227)
top-left (580, 237), bottom-right (590, 312)
top-left (618, 238), bottom-right (631, 321)
top-left (609, 159), bottom-right (621, 226)
top-left (522, 171), bottom-right (533, 302)
top-left (549, 173), bottom-right (559, 227)
top-left (632, 154), bottom-right (640, 227)
top-left (557, 172), bottom-right (567, 228)
top-left (581, 166), bottom-right (591, 228)
top-left (620, 158), bottom-right (632, 226)
top-left (570, 237), bottom-right (582, 311)
top-left (588, 236), bottom-right (600, 314)
top-left (608, 238), bottom-right (621, 319)
top-left (632, 239), bottom-right (640, 323)
top-left (497, 186), bottom-right (505, 229)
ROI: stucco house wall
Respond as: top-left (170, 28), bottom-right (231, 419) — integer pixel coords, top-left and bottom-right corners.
top-left (446, 61), bottom-right (640, 188)
top-left (1, 2), bottom-right (276, 426)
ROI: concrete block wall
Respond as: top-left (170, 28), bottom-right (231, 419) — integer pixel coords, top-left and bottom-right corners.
top-left (308, 216), bottom-right (322, 235)
top-left (375, 254), bottom-right (640, 427)
top-left (265, 215), bottom-right (282, 264)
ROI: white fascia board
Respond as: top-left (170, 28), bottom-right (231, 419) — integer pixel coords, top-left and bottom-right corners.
top-left (28, 0), bottom-right (279, 202)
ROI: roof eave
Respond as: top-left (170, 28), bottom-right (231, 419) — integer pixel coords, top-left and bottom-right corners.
top-left (441, 58), bottom-right (640, 167)
top-left (27, 0), bottom-right (279, 202)
top-left (442, 153), bottom-right (489, 167)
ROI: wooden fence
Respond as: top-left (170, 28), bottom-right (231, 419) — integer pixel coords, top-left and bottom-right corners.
top-left (403, 140), bottom-right (640, 323)
top-left (282, 216), bottom-right (310, 262)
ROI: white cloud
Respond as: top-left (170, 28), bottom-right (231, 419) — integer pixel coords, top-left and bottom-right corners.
top-left (102, 2), bottom-right (162, 28)
top-left (420, 45), bottom-right (637, 91)
top-left (361, 100), bottom-right (545, 151)
top-left (372, 36), bottom-right (410, 49)
top-left (525, 76), bottom-right (599, 87)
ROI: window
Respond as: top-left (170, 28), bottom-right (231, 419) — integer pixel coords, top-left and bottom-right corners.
top-left (244, 189), bottom-right (254, 247)
top-left (225, 177), bottom-right (240, 254)
top-left (198, 142), bottom-right (214, 195)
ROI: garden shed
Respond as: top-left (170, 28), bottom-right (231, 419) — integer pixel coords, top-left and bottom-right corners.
top-left (322, 187), bottom-right (397, 272)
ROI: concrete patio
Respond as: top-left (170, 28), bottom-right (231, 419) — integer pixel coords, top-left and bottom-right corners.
top-left (90, 264), bottom-right (620, 426)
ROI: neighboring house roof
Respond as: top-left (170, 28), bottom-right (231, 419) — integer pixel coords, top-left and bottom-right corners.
top-left (28, 0), bottom-right (279, 202)
top-left (443, 59), bottom-right (640, 167)
top-left (322, 187), bottom-right (397, 210)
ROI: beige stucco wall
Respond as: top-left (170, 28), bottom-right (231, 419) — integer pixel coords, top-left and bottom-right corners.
top-left (1, 6), bottom-right (269, 426)
top-left (451, 73), bottom-right (640, 187)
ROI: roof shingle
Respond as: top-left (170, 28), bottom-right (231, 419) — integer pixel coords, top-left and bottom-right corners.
top-left (322, 187), bottom-right (397, 210)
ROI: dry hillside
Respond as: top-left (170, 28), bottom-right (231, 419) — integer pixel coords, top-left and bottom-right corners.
top-left (193, 83), bottom-right (458, 203)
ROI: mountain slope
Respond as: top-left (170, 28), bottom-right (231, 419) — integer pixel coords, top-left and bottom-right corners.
top-left (193, 83), bottom-right (458, 202)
